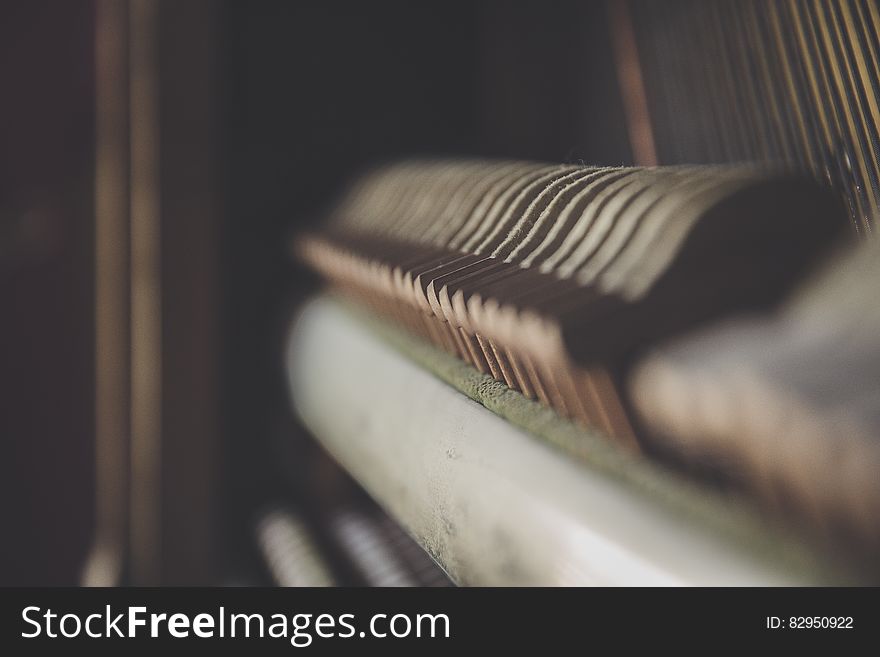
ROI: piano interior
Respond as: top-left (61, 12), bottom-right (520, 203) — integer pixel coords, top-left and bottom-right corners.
top-left (4, 0), bottom-right (880, 586)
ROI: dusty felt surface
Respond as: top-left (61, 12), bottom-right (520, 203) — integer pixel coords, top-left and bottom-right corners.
top-left (333, 297), bottom-right (866, 585)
